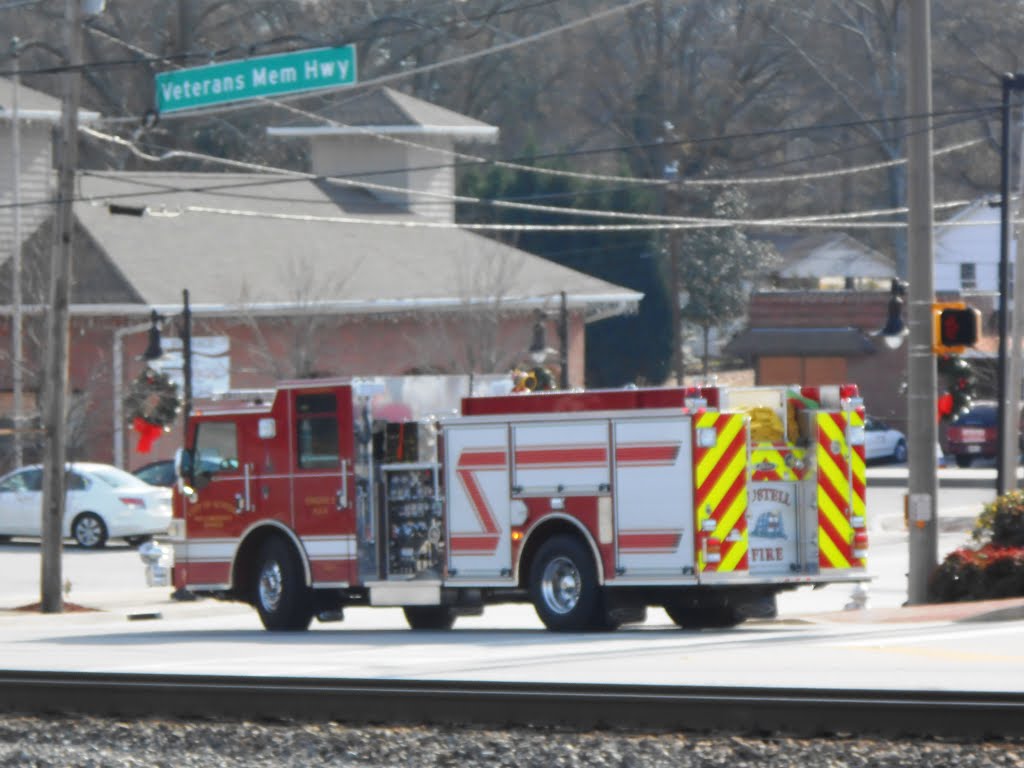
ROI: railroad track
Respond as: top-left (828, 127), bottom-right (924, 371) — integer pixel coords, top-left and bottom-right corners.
top-left (0, 671), bottom-right (1021, 738)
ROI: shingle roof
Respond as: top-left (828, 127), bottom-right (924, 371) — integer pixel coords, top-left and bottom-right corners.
top-left (66, 171), bottom-right (640, 320)
top-left (760, 232), bottom-right (895, 279)
top-left (270, 87), bottom-right (497, 138)
top-left (0, 77), bottom-right (99, 123)
top-left (724, 327), bottom-right (878, 357)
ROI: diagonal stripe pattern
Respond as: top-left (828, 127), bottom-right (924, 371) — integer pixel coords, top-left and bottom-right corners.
top-left (694, 412), bottom-right (749, 573)
top-left (816, 411), bottom-right (863, 570)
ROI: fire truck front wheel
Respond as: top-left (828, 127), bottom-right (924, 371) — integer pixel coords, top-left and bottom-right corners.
top-left (529, 535), bottom-right (602, 632)
top-left (254, 538), bottom-right (314, 631)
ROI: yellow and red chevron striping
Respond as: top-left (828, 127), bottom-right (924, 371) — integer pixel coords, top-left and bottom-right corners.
top-left (816, 412), bottom-right (856, 570)
top-left (848, 409), bottom-right (867, 566)
top-left (694, 412), bottom-right (748, 573)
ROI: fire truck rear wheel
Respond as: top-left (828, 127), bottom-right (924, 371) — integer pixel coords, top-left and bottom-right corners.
top-left (255, 538), bottom-right (313, 631)
top-left (664, 595), bottom-right (741, 629)
top-left (529, 534), bottom-right (602, 632)
top-left (403, 605), bottom-right (457, 630)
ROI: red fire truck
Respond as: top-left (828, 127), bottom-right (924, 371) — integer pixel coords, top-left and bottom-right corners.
top-left (169, 377), bottom-right (869, 632)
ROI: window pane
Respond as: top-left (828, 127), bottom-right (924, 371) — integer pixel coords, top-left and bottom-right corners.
top-left (298, 416), bottom-right (339, 469)
top-left (195, 421), bottom-right (239, 472)
top-left (297, 393), bottom-right (336, 415)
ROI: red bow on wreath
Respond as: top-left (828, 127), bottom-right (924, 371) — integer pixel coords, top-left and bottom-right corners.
top-left (132, 417), bottom-right (164, 453)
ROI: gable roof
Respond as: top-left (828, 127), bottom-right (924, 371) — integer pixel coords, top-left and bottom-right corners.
top-left (59, 171), bottom-right (639, 321)
top-left (267, 87), bottom-right (498, 140)
top-left (762, 232), bottom-right (895, 279)
top-left (0, 77), bottom-right (99, 124)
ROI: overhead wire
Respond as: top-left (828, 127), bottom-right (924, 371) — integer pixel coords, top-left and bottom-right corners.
top-left (6, 1), bottom-right (1000, 233)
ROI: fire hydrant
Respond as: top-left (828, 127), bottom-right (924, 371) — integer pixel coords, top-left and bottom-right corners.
top-left (138, 540), bottom-right (173, 587)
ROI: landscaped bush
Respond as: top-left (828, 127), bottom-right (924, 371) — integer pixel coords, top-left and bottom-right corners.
top-left (928, 490), bottom-right (1024, 603)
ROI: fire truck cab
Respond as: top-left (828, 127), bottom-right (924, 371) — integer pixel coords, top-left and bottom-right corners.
top-left (170, 377), bottom-right (869, 632)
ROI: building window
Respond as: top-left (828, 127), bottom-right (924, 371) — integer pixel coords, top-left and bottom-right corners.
top-left (960, 263), bottom-right (976, 290)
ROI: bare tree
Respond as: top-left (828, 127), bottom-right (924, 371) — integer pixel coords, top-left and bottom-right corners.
top-left (235, 252), bottom-right (359, 381)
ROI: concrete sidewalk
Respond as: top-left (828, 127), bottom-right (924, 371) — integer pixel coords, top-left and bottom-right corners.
top-left (867, 465), bottom-right (1017, 489)
top-left (802, 596), bottom-right (1024, 625)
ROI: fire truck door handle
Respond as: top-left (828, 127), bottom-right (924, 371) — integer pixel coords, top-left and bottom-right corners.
top-left (234, 493), bottom-right (245, 513)
top-left (337, 460), bottom-right (349, 510)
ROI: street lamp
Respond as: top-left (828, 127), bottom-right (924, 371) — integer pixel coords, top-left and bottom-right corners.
top-left (876, 278), bottom-right (909, 350)
top-left (526, 293), bottom-right (570, 389)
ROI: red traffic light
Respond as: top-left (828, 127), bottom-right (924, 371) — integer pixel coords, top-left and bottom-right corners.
top-left (939, 307), bottom-right (980, 347)
top-left (937, 392), bottom-right (953, 419)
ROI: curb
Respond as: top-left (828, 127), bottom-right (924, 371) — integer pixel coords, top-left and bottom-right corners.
top-left (799, 597), bottom-right (1024, 624)
top-left (867, 469), bottom-right (1004, 490)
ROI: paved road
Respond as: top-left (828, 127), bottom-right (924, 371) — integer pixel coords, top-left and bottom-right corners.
top-left (0, 478), bottom-right (1018, 695)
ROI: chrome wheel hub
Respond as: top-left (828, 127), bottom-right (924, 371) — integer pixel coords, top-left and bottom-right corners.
top-left (541, 555), bottom-right (581, 614)
top-left (259, 560), bottom-right (283, 612)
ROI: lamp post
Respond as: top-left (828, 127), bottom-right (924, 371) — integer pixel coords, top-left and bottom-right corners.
top-left (9, 37), bottom-right (23, 467)
top-left (526, 294), bottom-right (569, 389)
top-left (113, 292), bottom-right (193, 467)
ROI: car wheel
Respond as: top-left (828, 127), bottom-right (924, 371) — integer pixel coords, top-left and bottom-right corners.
top-left (955, 455), bottom-right (973, 468)
top-left (254, 537), bottom-right (313, 631)
top-left (403, 606), bottom-right (457, 630)
top-left (891, 439), bottom-right (908, 464)
top-left (529, 534), bottom-right (603, 632)
top-left (72, 513), bottom-right (107, 549)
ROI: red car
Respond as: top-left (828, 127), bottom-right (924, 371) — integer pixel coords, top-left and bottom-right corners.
top-left (944, 401), bottom-right (1024, 468)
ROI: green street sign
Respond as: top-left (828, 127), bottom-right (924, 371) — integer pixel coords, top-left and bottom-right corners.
top-left (155, 45), bottom-right (357, 114)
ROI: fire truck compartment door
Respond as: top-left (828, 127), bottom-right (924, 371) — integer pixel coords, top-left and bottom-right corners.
top-left (444, 424), bottom-right (512, 581)
top-left (511, 420), bottom-right (610, 495)
top-left (613, 417), bottom-right (695, 577)
top-left (746, 482), bottom-right (800, 576)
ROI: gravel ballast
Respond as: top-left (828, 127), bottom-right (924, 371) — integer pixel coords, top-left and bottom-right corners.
top-left (0, 716), bottom-right (1023, 767)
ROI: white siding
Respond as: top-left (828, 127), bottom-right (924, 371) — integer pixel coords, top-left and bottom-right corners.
top-left (0, 122), bottom-right (54, 261)
top-left (934, 203), bottom-right (1009, 293)
top-left (308, 134), bottom-right (455, 223)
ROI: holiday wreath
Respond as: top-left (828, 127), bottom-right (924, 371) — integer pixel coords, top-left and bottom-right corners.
top-left (123, 367), bottom-right (181, 452)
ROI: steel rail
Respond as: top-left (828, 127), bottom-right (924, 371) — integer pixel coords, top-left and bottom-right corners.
top-left (0, 671), bottom-right (1021, 738)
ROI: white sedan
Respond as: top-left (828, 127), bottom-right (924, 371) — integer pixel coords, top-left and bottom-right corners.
top-left (0, 463), bottom-right (172, 548)
top-left (864, 417), bottom-right (908, 463)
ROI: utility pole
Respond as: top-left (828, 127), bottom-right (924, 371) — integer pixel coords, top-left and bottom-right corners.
top-left (997, 74), bottom-right (1024, 496)
top-left (905, 0), bottom-right (939, 605)
top-left (39, 0), bottom-right (87, 613)
top-left (653, 0), bottom-right (682, 385)
top-left (9, 37), bottom-right (23, 467)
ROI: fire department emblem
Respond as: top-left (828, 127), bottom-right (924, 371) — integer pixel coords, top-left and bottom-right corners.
top-left (751, 510), bottom-right (786, 539)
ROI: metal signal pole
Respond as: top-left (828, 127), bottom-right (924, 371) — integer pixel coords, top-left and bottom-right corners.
top-left (905, 0), bottom-right (939, 604)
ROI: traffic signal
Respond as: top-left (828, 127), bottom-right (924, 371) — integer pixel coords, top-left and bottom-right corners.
top-left (933, 302), bottom-right (980, 353)
top-left (936, 354), bottom-right (977, 419)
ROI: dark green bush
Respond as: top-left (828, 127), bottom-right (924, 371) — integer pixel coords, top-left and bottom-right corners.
top-left (972, 489), bottom-right (1024, 547)
top-left (929, 490), bottom-right (1024, 603)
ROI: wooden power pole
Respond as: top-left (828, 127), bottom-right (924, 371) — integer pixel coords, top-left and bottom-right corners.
top-left (39, 0), bottom-right (87, 613)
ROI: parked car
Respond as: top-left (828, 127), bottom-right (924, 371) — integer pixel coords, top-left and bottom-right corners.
top-left (863, 416), bottom-right (908, 463)
top-left (132, 459), bottom-right (176, 487)
top-left (0, 463), bottom-right (172, 548)
top-left (943, 401), bottom-right (1024, 468)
